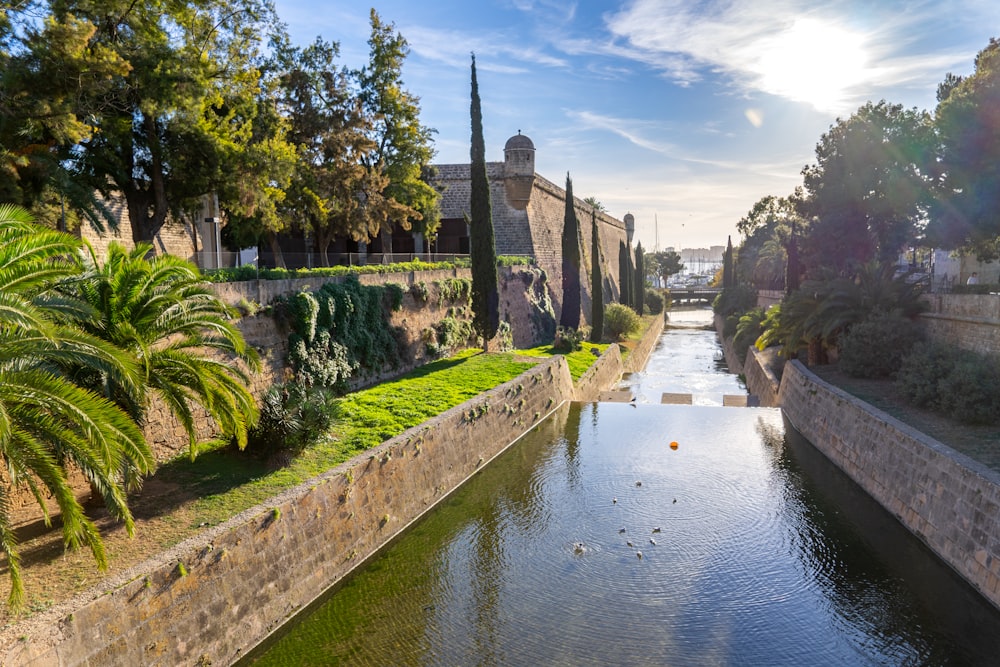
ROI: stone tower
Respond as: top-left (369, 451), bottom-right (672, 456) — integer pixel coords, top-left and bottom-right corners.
top-left (624, 212), bottom-right (635, 246)
top-left (503, 131), bottom-right (535, 210)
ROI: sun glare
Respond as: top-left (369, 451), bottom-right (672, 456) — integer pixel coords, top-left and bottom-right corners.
top-left (753, 18), bottom-right (869, 112)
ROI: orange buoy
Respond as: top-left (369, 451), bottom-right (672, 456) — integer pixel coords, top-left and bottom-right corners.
top-left (669, 441), bottom-right (679, 450)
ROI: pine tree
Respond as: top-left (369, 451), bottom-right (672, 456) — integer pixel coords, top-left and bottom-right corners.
top-left (468, 54), bottom-right (499, 351)
top-left (633, 242), bottom-right (645, 315)
top-left (619, 240), bottom-right (631, 307)
top-left (560, 173), bottom-right (582, 329)
top-left (590, 209), bottom-right (604, 342)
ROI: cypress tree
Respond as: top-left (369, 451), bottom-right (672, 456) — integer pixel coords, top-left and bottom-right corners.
top-left (723, 235), bottom-right (734, 288)
top-left (618, 240), bottom-right (631, 307)
top-left (633, 242), bottom-right (645, 315)
top-left (468, 54), bottom-right (499, 351)
top-left (560, 173), bottom-right (581, 329)
top-left (590, 208), bottom-right (604, 342)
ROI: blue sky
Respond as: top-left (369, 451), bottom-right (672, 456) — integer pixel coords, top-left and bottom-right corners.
top-left (272, 0), bottom-right (997, 251)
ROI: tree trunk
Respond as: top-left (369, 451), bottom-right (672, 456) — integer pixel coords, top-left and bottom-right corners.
top-left (267, 232), bottom-right (286, 269)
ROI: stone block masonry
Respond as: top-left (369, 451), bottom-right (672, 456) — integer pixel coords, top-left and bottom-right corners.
top-left (0, 357), bottom-right (577, 666)
top-left (779, 360), bottom-right (1000, 610)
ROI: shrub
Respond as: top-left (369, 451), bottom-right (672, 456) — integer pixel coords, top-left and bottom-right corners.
top-left (837, 312), bottom-right (921, 378)
top-left (644, 289), bottom-right (665, 315)
top-left (240, 383), bottom-right (340, 462)
top-left (733, 307), bottom-right (766, 365)
top-left (936, 357), bottom-right (1000, 425)
top-left (426, 317), bottom-right (475, 358)
top-left (604, 303), bottom-right (640, 340)
top-left (895, 342), bottom-right (961, 409)
top-left (553, 325), bottom-right (587, 352)
top-left (896, 342), bottom-right (1000, 424)
top-left (712, 285), bottom-right (757, 318)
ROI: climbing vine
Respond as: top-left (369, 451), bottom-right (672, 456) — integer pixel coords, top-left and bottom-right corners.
top-left (284, 276), bottom-right (405, 391)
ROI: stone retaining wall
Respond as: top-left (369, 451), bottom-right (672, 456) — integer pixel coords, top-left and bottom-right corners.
top-left (918, 293), bottom-right (1000, 359)
top-left (574, 344), bottom-right (624, 401)
top-left (0, 357), bottom-right (578, 667)
top-left (779, 360), bottom-right (1000, 610)
top-left (623, 314), bottom-right (665, 373)
top-left (743, 347), bottom-right (781, 407)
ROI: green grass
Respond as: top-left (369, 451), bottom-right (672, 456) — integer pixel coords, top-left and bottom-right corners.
top-left (517, 343), bottom-right (610, 380)
top-left (156, 349), bottom-right (537, 526)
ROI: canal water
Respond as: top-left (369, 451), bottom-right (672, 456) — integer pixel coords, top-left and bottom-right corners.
top-left (243, 308), bottom-right (1000, 666)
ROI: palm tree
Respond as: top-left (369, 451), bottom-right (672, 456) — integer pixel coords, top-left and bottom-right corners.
top-left (0, 204), bottom-right (152, 608)
top-left (69, 242), bottom-right (261, 459)
top-left (756, 260), bottom-right (927, 363)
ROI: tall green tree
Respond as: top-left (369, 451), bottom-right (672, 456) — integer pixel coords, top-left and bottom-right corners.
top-left (618, 240), bottom-right (631, 307)
top-left (560, 174), bottom-right (581, 329)
top-left (0, 205), bottom-right (152, 608)
top-left (590, 209), bottom-right (604, 342)
top-left (722, 236), bottom-right (735, 288)
top-left (468, 54), bottom-right (498, 351)
top-left (798, 101), bottom-right (933, 275)
top-left (633, 242), bottom-right (645, 314)
top-left (272, 37), bottom-right (386, 267)
top-left (34, 0), bottom-right (289, 246)
top-left (926, 38), bottom-right (1000, 259)
top-left (357, 9), bottom-right (441, 247)
top-left (0, 9), bottom-right (130, 229)
top-left (68, 242), bottom-right (261, 459)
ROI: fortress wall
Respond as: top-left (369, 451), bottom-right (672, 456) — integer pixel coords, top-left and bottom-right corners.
top-left (436, 162), bottom-right (628, 329)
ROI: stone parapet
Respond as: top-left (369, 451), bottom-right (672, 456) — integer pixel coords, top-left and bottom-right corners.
top-left (779, 360), bottom-right (1000, 611)
top-left (0, 357), bottom-right (577, 667)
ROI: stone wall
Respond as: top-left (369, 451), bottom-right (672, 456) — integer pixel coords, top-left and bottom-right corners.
top-left (435, 162), bottom-right (628, 327)
top-left (623, 314), bottom-right (665, 373)
top-left (77, 195), bottom-right (203, 264)
top-left (574, 344), bottom-right (625, 401)
top-left (779, 360), bottom-right (1000, 610)
top-left (0, 358), bottom-right (579, 667)
top-left (743, 347), bottom-right (781, 408)
top-left (918, 293), bottom-right (1000, 359)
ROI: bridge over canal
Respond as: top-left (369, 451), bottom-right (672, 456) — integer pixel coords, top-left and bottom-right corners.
top-left (669, 286), bottom-right (720, 303)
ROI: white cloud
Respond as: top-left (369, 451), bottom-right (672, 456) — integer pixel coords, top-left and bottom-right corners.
top-left (602, 0), bottom-right (992, 113)
top-left (403, 26), bottom-right (569, 71)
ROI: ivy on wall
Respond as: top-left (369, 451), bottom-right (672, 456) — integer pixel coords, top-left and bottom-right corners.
top-left (283, 276), bottom-right (406, 392)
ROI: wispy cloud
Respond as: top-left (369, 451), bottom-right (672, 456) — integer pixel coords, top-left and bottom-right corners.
top-left (601, 0), bottom-right (992, 112)
top-left (566, 110), bottom-right (680, 154)
top-left (403, 26), bottom-right (569, 71)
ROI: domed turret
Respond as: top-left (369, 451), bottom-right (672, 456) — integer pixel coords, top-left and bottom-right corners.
top-left (624, 213), bottom-right (635, 246)
top-left (503, 131), bottom-right (535, 210)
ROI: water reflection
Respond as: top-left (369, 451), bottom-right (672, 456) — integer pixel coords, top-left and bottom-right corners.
top-left (245, 311), bottom-right (1000, 666)
top-left (620, 307), bottom-right (745, 405)
top-left (246, 403), bottom-right (1000, 666)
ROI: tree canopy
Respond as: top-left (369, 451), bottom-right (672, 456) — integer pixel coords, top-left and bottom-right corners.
top-left (798, 100), bottom-right (933, 274)
top-left (0, 3), bottom-right (438, 257)
top-left (926, 38), bottom-right (1000, 259)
